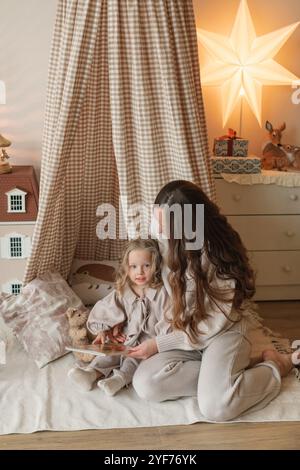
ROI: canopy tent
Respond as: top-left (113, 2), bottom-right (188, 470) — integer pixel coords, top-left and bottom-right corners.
top-left (24, 0), bottom-right (214, 284)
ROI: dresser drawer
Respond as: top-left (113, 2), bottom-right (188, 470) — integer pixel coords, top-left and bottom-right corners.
top-left (216, 180), bottom-right (300, 215)
top-left (227, 215), bottom-right (300, 251)
top-left (249, 251), bottom-right (300, 286)
top-left (254, 285), bottom-right (300, 301)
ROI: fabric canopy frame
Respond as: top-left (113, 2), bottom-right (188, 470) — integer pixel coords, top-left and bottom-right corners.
top-left (24, 0), bottom-right (215, 284)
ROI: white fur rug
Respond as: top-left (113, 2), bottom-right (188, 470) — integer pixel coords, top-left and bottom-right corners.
top-left (0, 325), bottom-right (299, 435)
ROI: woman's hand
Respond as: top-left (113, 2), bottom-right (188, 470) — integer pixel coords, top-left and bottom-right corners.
top-left (127, 338), bottom-right (158, 360)
top-left (93, 323), bottom-right (126, 345)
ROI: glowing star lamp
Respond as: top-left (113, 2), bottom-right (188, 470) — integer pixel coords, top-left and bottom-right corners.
top-left (197, 0), bottom-right (300, 129)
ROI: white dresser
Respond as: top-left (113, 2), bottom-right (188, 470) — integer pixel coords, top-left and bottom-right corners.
top-left (215, 174), bottom-right (300, 300)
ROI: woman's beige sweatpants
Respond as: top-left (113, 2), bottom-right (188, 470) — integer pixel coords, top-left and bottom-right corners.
top-left (132, 318), bottom-right (281, 421)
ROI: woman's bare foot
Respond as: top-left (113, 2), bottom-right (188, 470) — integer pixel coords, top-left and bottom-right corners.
top-left (247, 353), bottom-right (263, 368)
top-left (262, 349), bottom-right (293, 377)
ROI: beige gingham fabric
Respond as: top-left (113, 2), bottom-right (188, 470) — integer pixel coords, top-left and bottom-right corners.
top-left (24, 0), bottom-right (215, 284)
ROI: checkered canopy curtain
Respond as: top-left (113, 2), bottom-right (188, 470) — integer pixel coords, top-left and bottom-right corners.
top-left (24, 0), bottom-right (215, 284)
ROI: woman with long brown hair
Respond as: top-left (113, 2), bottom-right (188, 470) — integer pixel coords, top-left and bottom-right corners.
top-left (127, 180), bottom-right (293, 421)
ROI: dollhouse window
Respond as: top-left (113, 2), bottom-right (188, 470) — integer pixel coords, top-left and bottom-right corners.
top-left (11, 283), bottom-right (22, 295)
top-left (1, 279), bottom-right (23, 295)
top-left (10, 237), bottom-right (23, 257)
top-left (10, 195), bottom-right (23, 211)
top-left (5, 188), bottom-right (27, 213)
top-left (0, 233), bottom-right (31, 259)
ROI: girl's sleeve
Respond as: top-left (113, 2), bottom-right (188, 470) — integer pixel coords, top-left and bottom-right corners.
top-left (86, 290), bottom-right (127, 335)
top-left (155, 272), bottom-right (237, 352)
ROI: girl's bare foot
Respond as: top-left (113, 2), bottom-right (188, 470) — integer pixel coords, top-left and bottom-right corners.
top-left (262, 349), bottom-right (293, 377)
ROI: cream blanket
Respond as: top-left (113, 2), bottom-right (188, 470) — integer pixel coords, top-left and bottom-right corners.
top-left (0, 326), bottom-right (299, 435)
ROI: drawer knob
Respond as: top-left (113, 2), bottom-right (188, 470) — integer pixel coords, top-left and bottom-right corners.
top-left (289, 194), bottom-right (299, 201)
top-left (233, 194), bottom-right (241, 202)
top-left (285, 231), bottom-right (295, 238)
top-left (282, 265), bottom-right (292, 273)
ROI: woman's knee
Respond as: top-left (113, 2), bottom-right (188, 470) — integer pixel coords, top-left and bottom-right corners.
top-left (198, 394), bottom-right (238, 422)
top-left (198, 390), bottom-right (241, 422)
top-left (132, 362), bottom-right (165, 402)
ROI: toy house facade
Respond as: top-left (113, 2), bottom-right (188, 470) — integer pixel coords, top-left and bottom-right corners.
top-left (0, 166), bottom-right (39, 294)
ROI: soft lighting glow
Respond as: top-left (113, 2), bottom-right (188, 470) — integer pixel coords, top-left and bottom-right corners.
top-left (197, 0), bottom-right (300, 126)
top-left (0, 81), bottom-right (6, 105)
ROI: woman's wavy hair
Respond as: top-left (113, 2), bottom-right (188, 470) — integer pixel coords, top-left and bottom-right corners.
top-left (154, 180), bottom-right (255, 343)
top-left (115, 238), bottom-right (163, 295)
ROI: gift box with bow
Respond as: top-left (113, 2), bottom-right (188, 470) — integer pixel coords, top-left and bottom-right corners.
top-left (213, 129), bottom-right (248, 157)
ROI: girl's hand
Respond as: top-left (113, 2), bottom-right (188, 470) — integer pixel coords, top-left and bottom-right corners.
top-left (92, 331), bottom-right (107, 345)
top-left (127, 338), bottom-right (158, 360)
top-left (110, 323), bottom-right (126, 343)
top-left (92, 323), bottom-right (126, 345)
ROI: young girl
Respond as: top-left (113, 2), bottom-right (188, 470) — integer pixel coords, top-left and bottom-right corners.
top-left (128, 180), bottom-right (293, 421)
top-left (68, 238), bottom-right (172, 396)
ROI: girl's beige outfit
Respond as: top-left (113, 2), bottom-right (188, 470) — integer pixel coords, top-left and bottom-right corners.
top-left (80, 285), bottom-right (171, 385)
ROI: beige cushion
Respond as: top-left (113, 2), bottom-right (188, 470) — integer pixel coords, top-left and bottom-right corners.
top-left (0, 271), bottom-right (84, 368)
top-left (68, 259), bottom-right (119, 306)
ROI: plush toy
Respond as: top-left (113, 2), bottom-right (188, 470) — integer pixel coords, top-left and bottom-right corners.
top-left (66, 307), bottom-right (95, 363)
top-left (262, 121), bottom-right (289, 171)
top-left (282, 144), bottom-right (300, 171)
top-left (262, 121), bottom-right (300, 171)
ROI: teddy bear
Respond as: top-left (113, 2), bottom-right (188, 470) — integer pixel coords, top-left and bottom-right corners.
top-left (66, 307), bottom-right (95, 363)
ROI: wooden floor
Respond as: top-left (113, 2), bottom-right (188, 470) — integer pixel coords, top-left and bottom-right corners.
top-left (1, 301), bottom-right (299, 450)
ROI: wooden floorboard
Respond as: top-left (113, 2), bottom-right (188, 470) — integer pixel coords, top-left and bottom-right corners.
top-left (1, 301), bottom-right (300, 450)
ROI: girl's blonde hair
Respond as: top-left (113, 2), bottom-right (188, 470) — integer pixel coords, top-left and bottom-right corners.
top-left (115, 238), bottom-right (163, 294)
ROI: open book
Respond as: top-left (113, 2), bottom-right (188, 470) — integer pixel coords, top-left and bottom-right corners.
top-left (65, 342), bottom-right (131, 357)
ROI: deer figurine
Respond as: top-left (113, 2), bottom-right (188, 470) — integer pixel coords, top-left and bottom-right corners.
top-left (282, 144), bottom-right (300, 171)
top-left (262, 121), bottom-right (289, 171)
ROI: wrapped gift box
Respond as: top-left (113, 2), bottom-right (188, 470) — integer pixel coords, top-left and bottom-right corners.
top-left (211, 156), bottom-right (261, 174)
top-left (213, 129), bottom-right (249, 157)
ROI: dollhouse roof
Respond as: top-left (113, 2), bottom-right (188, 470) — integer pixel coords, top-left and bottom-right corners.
top-left (0, 166), bottom-right (39, 223)
top-left (5, 188), bottom-right (27, 196)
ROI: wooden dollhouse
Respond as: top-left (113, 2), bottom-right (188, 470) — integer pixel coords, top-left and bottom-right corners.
top-left (0, 166), bottom-right (39, 294)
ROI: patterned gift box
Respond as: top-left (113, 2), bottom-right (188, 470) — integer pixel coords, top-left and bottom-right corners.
top-left (213, 129), bottom-right (248, 157)
top-left (211, 156), bottom-right (261, 174)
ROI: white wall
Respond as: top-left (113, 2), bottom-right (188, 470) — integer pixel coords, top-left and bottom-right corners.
top-left (0, 0), bottom-right (57, 179)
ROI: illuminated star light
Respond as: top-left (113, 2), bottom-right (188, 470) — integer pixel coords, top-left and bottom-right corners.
top-left (197, 0), bottom-right (300, 126)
